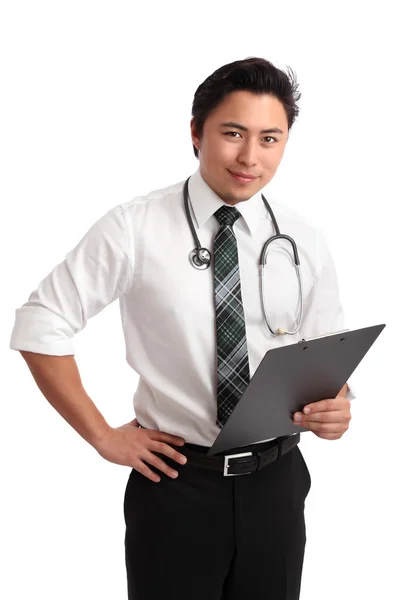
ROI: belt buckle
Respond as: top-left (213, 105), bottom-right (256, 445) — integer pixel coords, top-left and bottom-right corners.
top-left (223, 451), bottom-right (253, 476)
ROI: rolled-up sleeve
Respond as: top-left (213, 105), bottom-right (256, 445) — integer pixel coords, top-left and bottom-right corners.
top-left (9, 204), bottom-right (133, 356)
top-left (300, 228), bottom-right (356, 401)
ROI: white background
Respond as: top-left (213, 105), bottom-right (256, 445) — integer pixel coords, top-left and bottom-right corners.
top-left (1, 1), bottom-right (398, 598)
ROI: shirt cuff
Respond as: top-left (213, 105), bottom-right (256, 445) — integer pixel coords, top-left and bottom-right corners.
top-left (9, 306), bottom-right (76, 356)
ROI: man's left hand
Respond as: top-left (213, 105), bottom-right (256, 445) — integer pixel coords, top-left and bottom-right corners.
top-left (293, 396), bottom-right (352, 440)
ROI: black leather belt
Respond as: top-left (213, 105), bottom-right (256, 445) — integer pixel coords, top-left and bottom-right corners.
top-left (183, 433), bottom-right (301, 476)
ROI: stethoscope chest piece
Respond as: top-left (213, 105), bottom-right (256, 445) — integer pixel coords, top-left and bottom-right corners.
top-left (189, 248), bottom-right (211, 270)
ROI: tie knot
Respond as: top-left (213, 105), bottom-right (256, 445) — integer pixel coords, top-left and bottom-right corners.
top-left (214, 205), bottom-right (241, 228)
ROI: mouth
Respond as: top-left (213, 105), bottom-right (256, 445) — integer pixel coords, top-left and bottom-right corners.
top-left (228, 170), bottom-right (257, 183)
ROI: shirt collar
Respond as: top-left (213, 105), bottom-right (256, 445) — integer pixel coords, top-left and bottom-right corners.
top-left (187, 167), bottom-right (267, 236)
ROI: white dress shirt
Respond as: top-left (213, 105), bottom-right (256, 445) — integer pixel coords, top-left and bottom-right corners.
top-left (10, 167), bottom-right (356, 447)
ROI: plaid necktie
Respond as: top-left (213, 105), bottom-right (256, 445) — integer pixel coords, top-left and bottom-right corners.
top-left (213, 205), bottom-right (250, 428)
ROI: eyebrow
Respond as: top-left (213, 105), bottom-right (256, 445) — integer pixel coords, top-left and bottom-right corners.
top-left (219, 121), bottom-right (284, 135)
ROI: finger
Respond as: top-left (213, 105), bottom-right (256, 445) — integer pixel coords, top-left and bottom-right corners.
top-left (132, 460), bottom-right (161, 483)
top-left (297, 410), bottom-right (347, 424)
top-left (303, 397), bottom-right (350, 414)
top-left (142, 449), bottom-right (181, 480)
top-left (298, 421), bottom-right (346, 434)
top-left (148, 429), bottom-right (185, 446)
top-left (150, 440), bottom-right (187, 466)
top-left (315, 432), bottom-right (342, 440)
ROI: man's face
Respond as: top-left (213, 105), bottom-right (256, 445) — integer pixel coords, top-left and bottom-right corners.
top-left (190, 90), bottom-right (289, 205)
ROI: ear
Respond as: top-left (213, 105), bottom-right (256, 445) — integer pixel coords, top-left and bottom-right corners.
top-left (190, 118), bottom-right (200, 150)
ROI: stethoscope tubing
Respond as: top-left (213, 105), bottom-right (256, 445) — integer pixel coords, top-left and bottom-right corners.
top-left (183, 177), bottom-right (303, 336)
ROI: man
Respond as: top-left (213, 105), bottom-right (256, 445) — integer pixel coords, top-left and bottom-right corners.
top-left (10, 57), bottom-right (354, 599)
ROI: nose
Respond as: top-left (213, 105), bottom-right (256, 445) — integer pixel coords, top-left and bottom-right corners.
top-left (236, 140), bottom-right (258, 166)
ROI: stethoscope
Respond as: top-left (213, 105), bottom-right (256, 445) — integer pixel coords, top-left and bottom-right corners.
top-left (183, 176), bottom-right (304, 336)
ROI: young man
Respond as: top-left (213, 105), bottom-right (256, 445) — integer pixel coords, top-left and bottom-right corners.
top-left (10, 57), bottom-right (353, 600)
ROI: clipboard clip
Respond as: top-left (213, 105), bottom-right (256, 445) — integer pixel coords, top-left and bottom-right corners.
top-left (298, 329), bottom-right (350, 343)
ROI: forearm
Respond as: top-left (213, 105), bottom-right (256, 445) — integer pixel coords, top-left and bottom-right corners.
top-left (19, 351), bottom-right (111, 448)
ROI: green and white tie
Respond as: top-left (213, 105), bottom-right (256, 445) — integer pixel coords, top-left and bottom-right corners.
top-left (213, 205), bottom-right (250, 428)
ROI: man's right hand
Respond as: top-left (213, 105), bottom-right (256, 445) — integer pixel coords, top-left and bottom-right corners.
top-left (94, 420), bottom-right (187, 483)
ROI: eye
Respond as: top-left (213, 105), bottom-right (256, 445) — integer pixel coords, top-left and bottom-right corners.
top-left (224, 132), bottom-right (277, 143)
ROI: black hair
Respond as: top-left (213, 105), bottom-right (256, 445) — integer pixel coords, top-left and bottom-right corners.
top-left (191, 56), bottom-right (301, 159)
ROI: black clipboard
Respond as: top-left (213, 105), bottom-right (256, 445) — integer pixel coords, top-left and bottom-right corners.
top-left (208, 324), bottom-right (386, 455)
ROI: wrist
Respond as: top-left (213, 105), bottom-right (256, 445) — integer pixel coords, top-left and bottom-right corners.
top-left (87, 420), bottom-right (113, 450)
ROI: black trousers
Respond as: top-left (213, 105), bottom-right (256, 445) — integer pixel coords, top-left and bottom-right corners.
top-left (123, 437), bottom-right (311, 600)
